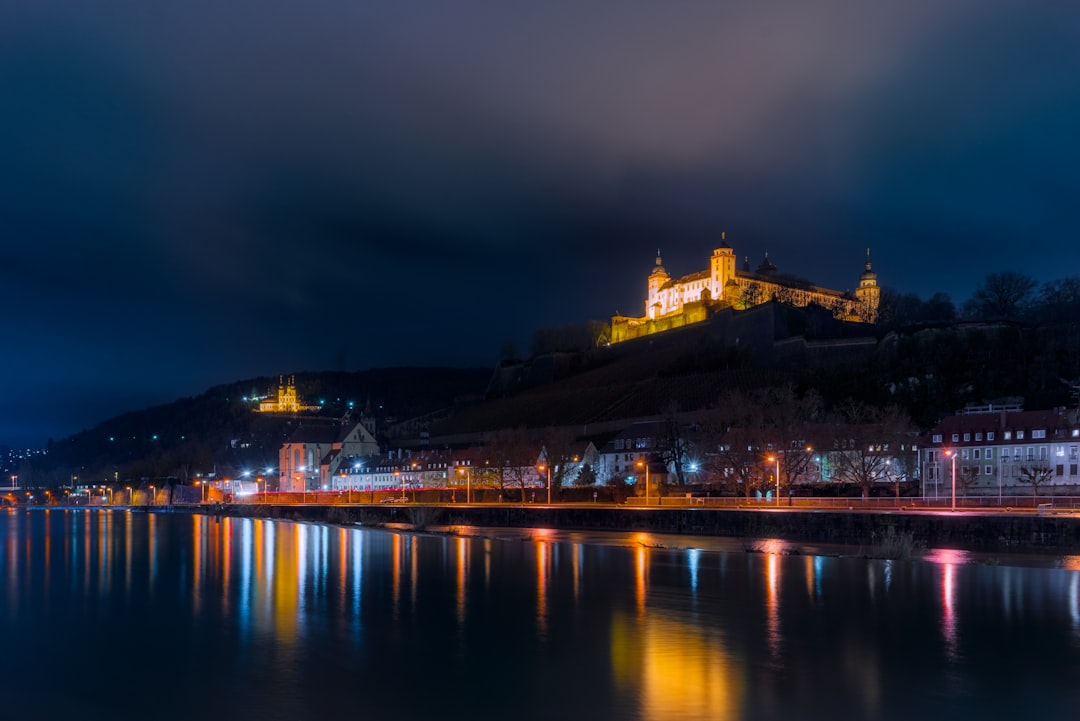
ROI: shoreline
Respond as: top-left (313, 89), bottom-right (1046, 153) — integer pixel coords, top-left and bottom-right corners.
top-left (194, 502), bottom-right (1080, 557)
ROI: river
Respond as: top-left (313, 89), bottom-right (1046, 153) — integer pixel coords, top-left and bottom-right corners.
top-left (2, 508), bottom-right (1079, 720)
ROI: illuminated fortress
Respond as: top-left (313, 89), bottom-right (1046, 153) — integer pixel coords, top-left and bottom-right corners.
top-left (611, 238), bottom-right (879, 343)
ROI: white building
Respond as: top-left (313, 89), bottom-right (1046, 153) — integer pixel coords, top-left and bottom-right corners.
top-left (922, 406), bottom-right (1080, 498)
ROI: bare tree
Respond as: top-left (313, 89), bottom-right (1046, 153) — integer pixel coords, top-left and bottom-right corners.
top-left (700, 391), bottom-right (770, 498)
top-left (967, 271), bottom-right (1037, 320)
top-left (1035, 276), bottom-right (1080, 324)
top-left (762, 385), bottom-right (823, 492)
top-left (654, 403), bottom-right (694, 487)
top-left (958, 466), bottom-right (979, 498)
top-left (482, 427), bottom-right (540, 501)
top-left (1017, 464), bottom-right (1055, 502)
top-left (825, 402), bottom-right (915, 499)
top-left (540, 426), bottom-right (583, 490)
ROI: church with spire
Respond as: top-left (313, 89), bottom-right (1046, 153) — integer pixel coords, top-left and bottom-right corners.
top-left (611, 237), bottom-right (879, 343)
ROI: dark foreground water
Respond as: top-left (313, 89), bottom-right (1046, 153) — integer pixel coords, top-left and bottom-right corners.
top-left (2, 509), bottom-right (1080, 720)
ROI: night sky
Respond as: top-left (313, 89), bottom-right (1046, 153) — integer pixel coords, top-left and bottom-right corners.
top-left (3, 2), bottom-right (1080, 447)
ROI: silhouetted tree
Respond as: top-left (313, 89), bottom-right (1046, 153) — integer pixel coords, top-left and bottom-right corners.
top-left (825, 402), bottom-right (915, 499)
top-left (1017, 463), bottom-right (1055, 501)
top-left (574, 463), bottom-right (597, 487)
top-left (965, 271), bottom-right (1037, 320)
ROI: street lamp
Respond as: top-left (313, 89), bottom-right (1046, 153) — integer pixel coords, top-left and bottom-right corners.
top-left (149, 485), bottom-right (155, 506)
top-left (457, 466), bottom-right (472, 504)
top-left (767, 456), bottom-right (780, 505)
top-left (126, 486), bottom-right (133, 506)
top-left (635, 459), bottom-right (650, 506)
top-left (537, 463), bottom-right (552, 505)
top-left (944, 449), bottom-right (957, 511)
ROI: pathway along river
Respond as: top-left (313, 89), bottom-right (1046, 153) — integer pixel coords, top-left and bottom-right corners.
top-left (2, 508), bottom-right (1079, 720)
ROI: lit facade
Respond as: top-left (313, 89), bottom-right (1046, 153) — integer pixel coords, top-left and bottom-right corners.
top-left (921, 406), bottom-right (1080, 498)
top-left (258, 376), bottom-right (319, 413)
top-left (612, 241), bottom-right (879, 343)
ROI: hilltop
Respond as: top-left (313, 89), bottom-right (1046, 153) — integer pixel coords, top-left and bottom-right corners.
top-left (23, 367), bottom-right (491, 485)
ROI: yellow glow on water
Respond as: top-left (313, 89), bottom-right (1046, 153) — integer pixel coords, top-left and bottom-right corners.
top-left (635, 545), bottom-right (649, 616)
top-left (193, 516), bottom-right (202, 613)
top-left (611, 611), bottom-right (745, 720)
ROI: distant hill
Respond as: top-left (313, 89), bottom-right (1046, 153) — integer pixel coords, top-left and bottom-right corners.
top-left (26, 367), bottom-right (491, 485)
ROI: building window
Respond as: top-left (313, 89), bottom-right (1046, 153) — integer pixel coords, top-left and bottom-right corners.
top-left (985, 465), bottom-right (993, 476)
top-left (975, 433), bottom-right (983, 441)
top-left (1004, 431), bottom-right (1012, 440)
top-left (986, 448), bottom-right (994, 460)
top-left (932, 434), bottom-right (942, 443)
top-left (952, 434), bottom-right (959, 442)
top-left (973, 449), bottom-right (981, 460)
top-left (1017, 431), bottom-right (1025, 440)
top-left (1040, 447), bottom-right (1049, 461)
top-left (1056, 465), bottom-right (1065, 477)
top-left (1033, 429), bottom-right (1047, 439)
top-left (1072, 464), bottom-right (1078, 476)
top-left (963, 433), bottom-right (971, 442)
top-left (988, 432), bottom-right (995, 441)
top-left (961, 448), bottom-right (969, 459)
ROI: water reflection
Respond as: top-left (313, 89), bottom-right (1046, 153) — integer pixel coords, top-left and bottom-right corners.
top-left (4, 511), bottom-right (1080, 721)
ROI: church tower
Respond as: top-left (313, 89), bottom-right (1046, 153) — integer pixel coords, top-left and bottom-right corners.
top-left (854, 249), bottom-right (880, 321)
top-left (645, 250), bottom-right (669, 320)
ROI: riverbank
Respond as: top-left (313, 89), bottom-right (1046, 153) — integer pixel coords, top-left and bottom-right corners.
top-left (202, 502), bottom-right (1080, 555)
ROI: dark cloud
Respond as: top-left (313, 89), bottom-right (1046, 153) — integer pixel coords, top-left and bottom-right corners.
top-left (2, 1), bottom-right (1079, 445)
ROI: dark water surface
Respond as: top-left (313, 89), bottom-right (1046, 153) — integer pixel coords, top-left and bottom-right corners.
top-left (2, 509), bottom-right (1080, 720)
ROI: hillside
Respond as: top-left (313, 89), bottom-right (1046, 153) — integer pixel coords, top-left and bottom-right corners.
top-left (26, 367), bottom-right (491, 484)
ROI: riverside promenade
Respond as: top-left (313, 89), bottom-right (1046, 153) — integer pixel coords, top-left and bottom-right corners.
top-left (206, 501), bottom-right (1080, 556)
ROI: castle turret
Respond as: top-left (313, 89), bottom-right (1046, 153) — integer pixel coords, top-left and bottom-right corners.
top-left (756, 250), bottom-right (777, 275)
top-left (646, 250), bottom-right (669, 319)
top-left (710, 232), bottom-right (736, 303)
top-left (854, 248), bottom-right (880, 321)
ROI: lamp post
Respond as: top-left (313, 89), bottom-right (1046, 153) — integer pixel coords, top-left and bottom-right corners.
top-left (635, 459), bottom-right (650, 506)
top-left (126, 486), bottom-right (133, 506)
top-left (767, 456), bottom-right (780, 506)
top-left (944, 449), bottom-right (956, 511)
top-left (457, 466), bottom-right (472, 504)
top-left (537, 463), bottom-right (552, 505)
top-left (149, 485), bottom-right (156, 506)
